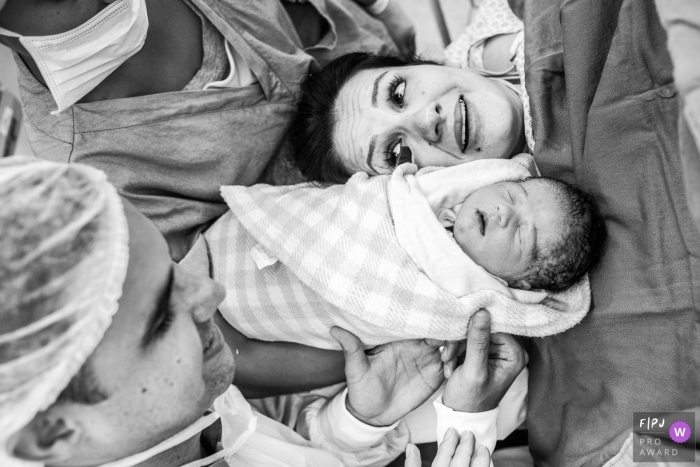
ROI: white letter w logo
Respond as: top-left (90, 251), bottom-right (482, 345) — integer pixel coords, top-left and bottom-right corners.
top-left (674, 427), bottom-right (687, 437)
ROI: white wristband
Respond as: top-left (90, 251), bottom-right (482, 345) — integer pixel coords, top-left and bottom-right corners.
top-left (366, 0), bottom-right (391, 16)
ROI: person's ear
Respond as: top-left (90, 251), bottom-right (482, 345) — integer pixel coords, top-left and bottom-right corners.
top-left (7, 413), bottom-right (82, 464)
top-left (513, 279), bottom-right (532, 290)
top-left (437, 207), bottom-right (458, 227)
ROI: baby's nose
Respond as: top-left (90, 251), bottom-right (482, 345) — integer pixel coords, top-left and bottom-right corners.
top-left (494, 204), bottom-right (513, 226)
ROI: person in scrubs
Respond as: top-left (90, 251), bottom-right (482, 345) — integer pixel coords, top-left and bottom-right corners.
top-left (0, 0), bottom-right (410, 261)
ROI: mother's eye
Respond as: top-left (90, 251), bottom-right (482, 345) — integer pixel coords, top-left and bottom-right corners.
top-left (388, 75), bottom-right (406, 107)
top-left (384, 138), bottom-right (412, 169)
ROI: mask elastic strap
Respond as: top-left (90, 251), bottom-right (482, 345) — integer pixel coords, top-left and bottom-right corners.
top-left (0, 27), bottom-right (21, 38)
top-left (97, 412), bottom-right (221, 467)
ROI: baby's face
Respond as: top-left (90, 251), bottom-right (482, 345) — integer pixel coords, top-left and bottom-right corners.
top-left (453, 179), bottom-right (565, 285)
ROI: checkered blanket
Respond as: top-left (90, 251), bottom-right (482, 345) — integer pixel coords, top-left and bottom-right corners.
top-left (207, 159), bottom-right (590, 350)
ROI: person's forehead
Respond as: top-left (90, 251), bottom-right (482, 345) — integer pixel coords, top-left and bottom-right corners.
top-left (333, 68), bottom-right (391, 173)
top-left (524, 181), bottom-right (566, 246)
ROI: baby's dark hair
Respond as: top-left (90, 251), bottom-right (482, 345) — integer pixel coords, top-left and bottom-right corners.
top-left (510, 177), bottom-right (606, 292)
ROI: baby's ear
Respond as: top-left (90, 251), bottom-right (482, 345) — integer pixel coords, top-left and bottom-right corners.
top-left (514, 279), bottom-right (532, 290)
top-left (437, 207), bottom-right (458, 227)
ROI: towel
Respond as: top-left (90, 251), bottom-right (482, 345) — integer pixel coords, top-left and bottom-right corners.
top-left (208, 158), bottom-right (590, 350)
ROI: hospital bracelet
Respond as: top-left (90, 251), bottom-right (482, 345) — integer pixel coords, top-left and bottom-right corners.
top-left (365, 0), bottom-right (391, 16)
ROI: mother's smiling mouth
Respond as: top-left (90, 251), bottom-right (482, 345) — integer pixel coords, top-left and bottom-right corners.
top-left (454, 97), bottom-right (469, 153)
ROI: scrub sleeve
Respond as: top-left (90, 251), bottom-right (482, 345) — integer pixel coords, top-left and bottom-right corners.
top-left (12, 0), bottom-right (396, 261)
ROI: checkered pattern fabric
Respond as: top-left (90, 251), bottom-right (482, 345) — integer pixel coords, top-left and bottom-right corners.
top-left (207, 171), bottom-right (589, 350)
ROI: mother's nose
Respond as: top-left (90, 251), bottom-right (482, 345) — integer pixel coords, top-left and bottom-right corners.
top-left (407, 102), bottom-right (443, 143)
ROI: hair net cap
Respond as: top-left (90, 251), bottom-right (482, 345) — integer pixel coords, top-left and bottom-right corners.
top-left (0, 157), bottom-right (129, 461)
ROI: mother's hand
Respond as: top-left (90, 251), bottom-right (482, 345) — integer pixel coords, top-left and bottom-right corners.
top-left (330, 327), bottom-right (445, 427)
top-left (405, 430), bottom-right (491, 467)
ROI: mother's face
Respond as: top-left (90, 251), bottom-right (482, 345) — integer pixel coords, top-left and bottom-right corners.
top-left (333, 64), bottom-right (525, 175)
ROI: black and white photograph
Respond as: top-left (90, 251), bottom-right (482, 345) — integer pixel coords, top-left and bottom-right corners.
top-left (0, 0), bottom-right (698, 466)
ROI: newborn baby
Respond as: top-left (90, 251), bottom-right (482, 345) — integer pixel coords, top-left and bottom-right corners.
top-left (204, 154), bottom-right (604, 348)
top-left (442, 177), bottom-right (597, 292)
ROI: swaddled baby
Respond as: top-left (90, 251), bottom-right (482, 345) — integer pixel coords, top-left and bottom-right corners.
top-left (425, 176), bottom-right (600, 292)
top-left (203, 155), bottom-right (604, 349)
top-left (388, 154), bottom-right (604, 310)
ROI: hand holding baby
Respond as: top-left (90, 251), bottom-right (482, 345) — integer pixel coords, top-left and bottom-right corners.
top-left (443, 310), bottom-right (528, 413)
top-left (330, 326), bottom-right (445, 427)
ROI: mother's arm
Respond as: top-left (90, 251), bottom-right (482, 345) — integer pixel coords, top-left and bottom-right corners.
top-left (215, 312), bottom-right (346, 398)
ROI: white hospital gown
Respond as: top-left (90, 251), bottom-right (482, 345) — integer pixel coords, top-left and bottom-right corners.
top-left (444, 0), bottom-right (535, 152)
top-left (193, 384), bottom-right (518, 467)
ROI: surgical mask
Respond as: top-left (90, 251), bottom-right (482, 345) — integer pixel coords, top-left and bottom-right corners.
top-left (0, 0), bottom-right (148, 115)
top-left (97, 388), bottom-right (257, 467)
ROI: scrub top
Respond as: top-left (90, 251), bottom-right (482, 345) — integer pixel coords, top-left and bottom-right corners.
top-left (13, 0), bottom-right (396, 261)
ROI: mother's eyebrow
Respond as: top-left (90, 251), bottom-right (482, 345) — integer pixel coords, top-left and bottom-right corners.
top-left (366, 135), bottom-right (378, 173)
top-left (141, 265), bottom-right (174, 349)
top-left (372, 71), bottom-right (388, 107)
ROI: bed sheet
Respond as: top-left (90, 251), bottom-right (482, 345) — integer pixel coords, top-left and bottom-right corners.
top-left (517, 0), bottom-right (700, 464)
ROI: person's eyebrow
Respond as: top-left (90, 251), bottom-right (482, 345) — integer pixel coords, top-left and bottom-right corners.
top-left (371, 71), bottom-right (388, 107)
top-left (366, 135), bottom-right (378, 174)
top-left (531, 225), bottom-right (539, 260)
top-left (520, 183), bottom-right (538, 259)
top-left (140, 265), bottom-right (174, 349)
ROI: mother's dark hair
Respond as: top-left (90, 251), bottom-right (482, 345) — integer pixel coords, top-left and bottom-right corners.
top-left (291, 53), bottom-right (438, 184)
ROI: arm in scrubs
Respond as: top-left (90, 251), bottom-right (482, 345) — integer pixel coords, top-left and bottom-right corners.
top-left (0, 0), bottom-right (397, 261)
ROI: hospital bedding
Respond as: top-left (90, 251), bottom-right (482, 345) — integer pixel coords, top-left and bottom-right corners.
top-left (516, 0), bottom-right (700, 464)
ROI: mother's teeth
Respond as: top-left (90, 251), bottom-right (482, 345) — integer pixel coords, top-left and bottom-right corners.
top-left (460, 99), bottom-right (466, 149)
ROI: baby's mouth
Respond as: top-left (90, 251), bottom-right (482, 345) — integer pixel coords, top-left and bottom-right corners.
top-left (476, 211), bottom-right (485, 236)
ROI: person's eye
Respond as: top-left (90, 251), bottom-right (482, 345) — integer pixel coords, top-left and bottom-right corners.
top-left (387, 75), bottom-right (406, 108)
top-left (384, 138), bottom-right (412, 169)
top-left (155, 307), bottom-right (176, 338)
top-left (507, 187), bottom-right (514, 203)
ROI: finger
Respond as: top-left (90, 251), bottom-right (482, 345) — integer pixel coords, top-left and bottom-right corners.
top-left (442, 341), bottom-right (460, 378)
top-left (472, 445), bottom-right (491, 467)
top-left (463, 311), bottom-right (491, 377)
top-left (441, 341), bottom-right (460, 362)
top-left (449, 431), bottom-right (475, 466)
top-left (330, 326), bottom-right (370, 379)
top-left (490, 333), bottom-right (527, 369)
top-left (425, 338), bottom-right (447, 349)
top-left (404, 443), bottom-right (421, 467)
top-left (433, 428), bottom-right (459, 466)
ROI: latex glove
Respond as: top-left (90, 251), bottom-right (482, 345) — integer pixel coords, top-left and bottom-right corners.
top-left (443, 310), bottom-right (528, 412)
top-left (331, 326), bottom-right (445, 427)
top-left (405, 430), bottom-right (491, 467)
top-left (376, 0), bottom-right (416, 55)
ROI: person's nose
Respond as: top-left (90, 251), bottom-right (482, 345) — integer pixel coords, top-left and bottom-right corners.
top-left (187, 273), bottom-right (227, 324)
top-left (491, 204), bottom-right (516, 227)
top-left (407, 102), bottom-right (443, 144)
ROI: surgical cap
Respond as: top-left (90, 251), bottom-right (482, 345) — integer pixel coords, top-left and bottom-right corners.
top-left (0, 157), bottom-right (129, 459)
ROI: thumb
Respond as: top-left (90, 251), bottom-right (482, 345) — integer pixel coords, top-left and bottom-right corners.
top-left (404, 444), bottom-right (421, 467)
top-left (330, 326), bottom-right (370, 380)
